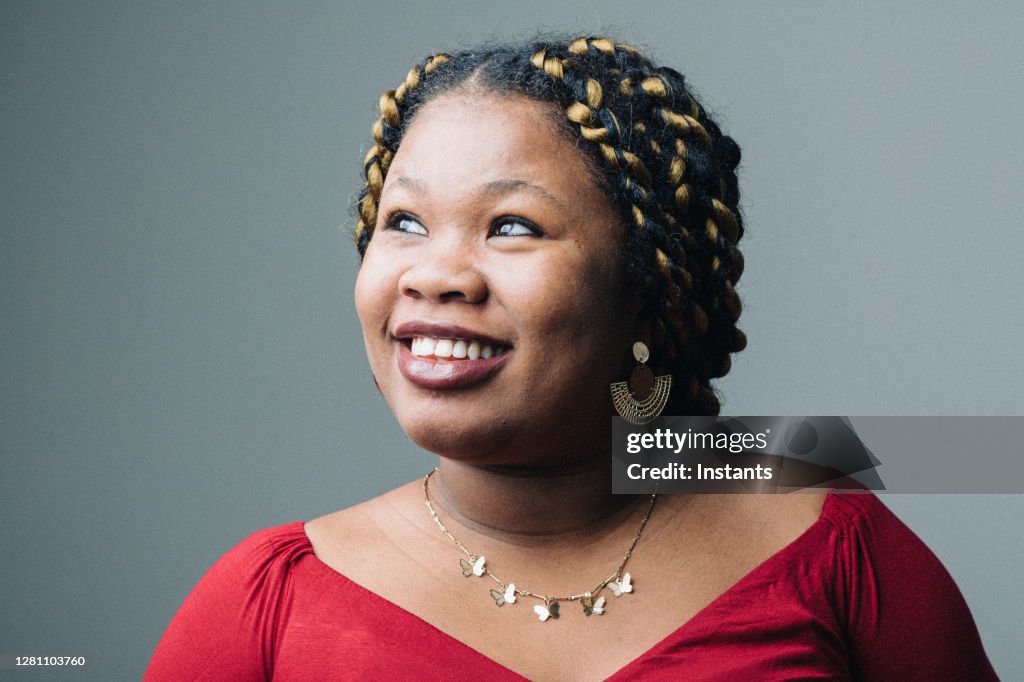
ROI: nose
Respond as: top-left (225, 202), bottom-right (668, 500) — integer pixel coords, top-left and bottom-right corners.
top-left (398, 238), bottom-right (487, 304)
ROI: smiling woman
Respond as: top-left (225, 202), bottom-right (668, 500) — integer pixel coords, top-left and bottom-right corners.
top-left (145, 37), bottom-right (996, 681)
top-left (356, 92), bottom-right (635, 464)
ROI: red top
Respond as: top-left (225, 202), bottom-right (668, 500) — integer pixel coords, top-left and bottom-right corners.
top-left (145, 492), bottom-right (997, 681)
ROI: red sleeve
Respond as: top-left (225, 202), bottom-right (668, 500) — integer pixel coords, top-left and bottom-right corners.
top-left (144, 522), bottom-right (307, 681)
top-left (828, 495), bottom-right (998, 681)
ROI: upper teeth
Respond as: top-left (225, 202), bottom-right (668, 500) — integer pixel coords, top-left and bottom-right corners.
top-left (410, 337), bottom-right (506, 359)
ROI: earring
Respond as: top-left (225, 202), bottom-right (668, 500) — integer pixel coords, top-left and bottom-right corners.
top-left (610, 342), bottom-right (672, 424)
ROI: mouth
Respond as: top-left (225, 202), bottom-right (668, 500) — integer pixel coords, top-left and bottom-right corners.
top-left (392, 324), bottom-right (513, 390)
top-left (407, 336), bottom-right (512, 361)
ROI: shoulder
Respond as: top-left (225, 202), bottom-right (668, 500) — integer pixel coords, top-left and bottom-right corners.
top-left (144, 522), bottom-right (313, 680)
top-left (819, 492), bottom-right (997, 680)
top-left (185, 519), bottom-right (312, 593)
top-left (819, 491), bottom-right (929, 557)
top-left (818, 492), bottom-right (960, 616)
top-left (818, 491), bottom-right (963, 599)
top-left (177, 521), bottom-right (315, 603)
top-left (219, 521), bottom-right (314, 568)
top-left (820, 489), bottom-right (913, 533)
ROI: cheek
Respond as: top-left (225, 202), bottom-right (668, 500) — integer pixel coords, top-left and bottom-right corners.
top-left (567, 249), bottom-right (629, 318)
top-left (353, 249), bottom-right (394, 341)
top-left (514, 253), bottom-right (631, 344)
top-left (353, 271), bottom-right (374, 334)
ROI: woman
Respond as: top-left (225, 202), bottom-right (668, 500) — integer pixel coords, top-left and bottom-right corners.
top-left (146, 37), bottom-right (996, 680)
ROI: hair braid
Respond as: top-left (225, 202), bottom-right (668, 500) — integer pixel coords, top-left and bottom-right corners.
top-left (627, 59), bottom-right (746, 400)
top-left (354, 53), bottom-right (450, 253)
top-left (353, 36), bottom-right (746, 415)
top-left (528, 40), bottom-right (731, 406)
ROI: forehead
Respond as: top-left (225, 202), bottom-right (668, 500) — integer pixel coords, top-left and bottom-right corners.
top-left (386, 92), bottom-right (599, 198)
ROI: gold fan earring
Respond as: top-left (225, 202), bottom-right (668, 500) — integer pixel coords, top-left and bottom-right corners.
top-left (610, 341), bottom-right (672, 424)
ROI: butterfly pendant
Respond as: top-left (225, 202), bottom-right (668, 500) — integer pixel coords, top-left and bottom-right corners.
top-left (533, 601), bottom-right (560, 622)
top-left (489, 583), bottom-right (517, 607)
top-left (460, 556), bottom-right (486, 577)
top-left (582, 595), bottom-right (606, 616)
top-left (608, 572), bottom-right (633, 597)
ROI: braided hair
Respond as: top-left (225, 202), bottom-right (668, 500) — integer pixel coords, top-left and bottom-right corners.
top-left (354, 36), bottom-right (746, 416)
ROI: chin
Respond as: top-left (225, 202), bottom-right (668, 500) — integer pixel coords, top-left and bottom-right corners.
top-left (395, 403), bottom-right (611, 468)
top-left (402, 419), bottom-right (510, 463)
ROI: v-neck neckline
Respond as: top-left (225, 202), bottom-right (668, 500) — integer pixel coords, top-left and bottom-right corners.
top-left (300, 489), bottom-right (839, 680)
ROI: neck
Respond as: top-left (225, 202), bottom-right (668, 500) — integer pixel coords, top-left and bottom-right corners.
top-left (430, 456), bottom-right (641, 542)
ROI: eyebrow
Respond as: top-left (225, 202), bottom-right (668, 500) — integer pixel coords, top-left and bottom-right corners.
top-left (388, 175), bottom-right (564, 208)
top-left (480, 179), bottom-right (564, 208)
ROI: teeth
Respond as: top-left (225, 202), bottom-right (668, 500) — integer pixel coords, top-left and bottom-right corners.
top-left (434, 339), bottom-right (453, 358)
top-left (413, 337), bottom-right (436, 356)
top-left (409, 336), bottom-right (506, 359)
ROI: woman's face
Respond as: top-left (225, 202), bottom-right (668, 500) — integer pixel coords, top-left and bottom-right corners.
top-left (355, 92), bottom-right (640, 465)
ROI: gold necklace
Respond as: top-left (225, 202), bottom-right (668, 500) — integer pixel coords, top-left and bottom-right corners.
top-left (422, 467), bottom-right (657, 622)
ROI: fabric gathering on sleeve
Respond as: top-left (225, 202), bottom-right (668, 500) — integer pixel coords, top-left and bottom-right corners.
top-left (825, 494), bottom-right (998, 681)
top-left (144, 522), bottom-right (313, 681)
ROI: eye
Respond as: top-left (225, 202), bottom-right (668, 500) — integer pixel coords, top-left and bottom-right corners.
top-left (385, 212), bottom-right (427, 236)
top-left (490, 217), bottom-right (543, 238)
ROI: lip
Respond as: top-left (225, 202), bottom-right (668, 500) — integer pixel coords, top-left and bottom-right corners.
top-left (397, 342), bottom-right (511, 389)
top-left (392, 321), bottom-right (513, 391)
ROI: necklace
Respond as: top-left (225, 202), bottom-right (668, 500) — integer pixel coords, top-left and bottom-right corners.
top-left (422, 467), bottom-right (657, 622)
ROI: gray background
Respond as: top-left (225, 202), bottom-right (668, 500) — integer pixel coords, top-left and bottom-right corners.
top-left (2, 1), bottom-right (1022, 679)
